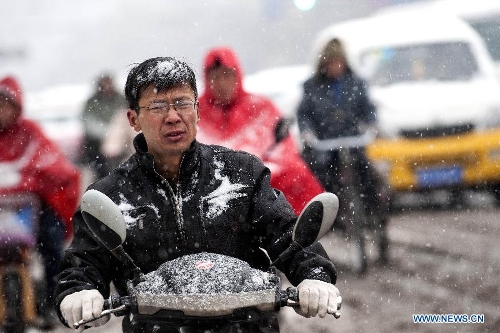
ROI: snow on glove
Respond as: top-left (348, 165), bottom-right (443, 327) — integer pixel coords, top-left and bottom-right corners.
top-left (296, 279), bottom-right (342, 318)
top-left (60, 289), bottom-right (110, 330)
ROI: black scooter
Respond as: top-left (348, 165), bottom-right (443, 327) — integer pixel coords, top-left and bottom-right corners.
top-left (74, 189), bottom-right (341, 330)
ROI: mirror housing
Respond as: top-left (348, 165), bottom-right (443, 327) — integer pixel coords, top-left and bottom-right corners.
top-left (81, 189), bottom-right (126, 250)
top-left (293, 192), bottom-right (338, 247)
top-left (80, 189), bottom-right (142, 283)
top-left (272, 192), bottom-right (338, 266)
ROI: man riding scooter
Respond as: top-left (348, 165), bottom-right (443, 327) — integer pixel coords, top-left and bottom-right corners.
top-left (55, 56), bottom-right (341, 333)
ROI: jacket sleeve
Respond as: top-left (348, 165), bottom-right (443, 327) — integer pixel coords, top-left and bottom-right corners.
top-left (54, 209), bottom-right (121, 323)
top-left (355, 78), bottom-right (376, 125)
top-left (296, 80), bottom-right (317, 134)
top-left (250, 157), bottom-right (337, 286)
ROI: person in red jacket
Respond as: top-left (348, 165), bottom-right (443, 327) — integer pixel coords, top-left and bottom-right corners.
top-left (197, 46), bottom-right (324, 215)
top-left (0, 76), bottom-right (81, 327)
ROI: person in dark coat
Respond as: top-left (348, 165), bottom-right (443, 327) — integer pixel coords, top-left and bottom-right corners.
top-left (55, 57), bottom-right (341, 333)
top-left (81, 73), bottom-right (127, 179)
top-left (297, 38), bottom-right (388, 230)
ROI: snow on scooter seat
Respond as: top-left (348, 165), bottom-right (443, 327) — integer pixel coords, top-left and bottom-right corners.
top-left (132, 252), bottom-right (277, 295)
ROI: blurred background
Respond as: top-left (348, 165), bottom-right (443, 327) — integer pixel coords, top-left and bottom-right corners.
top-left (2, 1), bottom-right (500, 332)
top-left (1, 0), bottom-right (409, 168)
top-left (0, 0), bottom-right (401, 91)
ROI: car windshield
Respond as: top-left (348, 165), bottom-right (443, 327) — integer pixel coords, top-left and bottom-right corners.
top-left (468, 16), bottom-right (500, 62)
top-left (364, 42), bottom-right (479, 86)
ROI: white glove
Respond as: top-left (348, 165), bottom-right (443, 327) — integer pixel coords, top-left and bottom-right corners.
top-left (296, 279), bottom-right (342, 318)
top-left (60, 289), bottom-right (110, 329)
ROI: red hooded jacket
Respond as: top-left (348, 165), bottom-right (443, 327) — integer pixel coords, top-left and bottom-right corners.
top-left (0, 76), bottom-right (81, 238)
top-left (197, 47), bottom-right (324, 215)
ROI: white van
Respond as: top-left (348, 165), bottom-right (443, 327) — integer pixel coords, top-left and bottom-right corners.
top-left (377, 0), bottom-right (500, 77)
top-left (314, 11), bottom-right (500, 200)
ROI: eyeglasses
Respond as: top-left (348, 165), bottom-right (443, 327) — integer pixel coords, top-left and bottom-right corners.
top-left (138, 100), bottom-right (197, 114)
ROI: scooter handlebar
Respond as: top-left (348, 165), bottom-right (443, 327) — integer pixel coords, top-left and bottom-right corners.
top-left (73, 296), bottom-right (133, 329)
top-left (75, 287), bottom-right (341, 329)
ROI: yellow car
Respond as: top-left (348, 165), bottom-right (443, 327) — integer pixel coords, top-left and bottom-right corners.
top-left (367, 128), bottom-right (500, 193)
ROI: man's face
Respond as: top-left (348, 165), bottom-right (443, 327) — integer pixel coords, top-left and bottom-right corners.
top-left (207, 66), bottom-right (238, 105)
top-left (127, 84), bottom-right (199, 160)
top-left (0, 97), bottom-right (20, 131)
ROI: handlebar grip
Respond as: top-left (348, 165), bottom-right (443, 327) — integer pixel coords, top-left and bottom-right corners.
top-left (286, 287), bottom-right (299, 302)
top-left (103, 299), bottom-right (110, 310)
top-left (106, 294), bottom-right (126, 311)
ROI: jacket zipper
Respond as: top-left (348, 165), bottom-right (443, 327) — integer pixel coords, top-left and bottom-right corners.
top-left (153, 156), bottom-right (187, 247)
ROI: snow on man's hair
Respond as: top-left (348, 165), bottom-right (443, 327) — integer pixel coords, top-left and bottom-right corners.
top-left (125, 57), bottom-right (198, 111)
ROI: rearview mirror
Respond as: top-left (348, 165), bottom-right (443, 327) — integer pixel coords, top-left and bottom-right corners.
top-left (272, 192), bottom-right (338, 266)
top-left (80, 189), bottom-right (141, 282)
top-left (81, 189), bottom-right (126, 250)
top-left (293, 192), bottom-right (338, 247)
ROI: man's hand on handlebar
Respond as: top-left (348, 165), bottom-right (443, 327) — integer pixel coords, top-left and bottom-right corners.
top-left (295, 279), bottom-right (342, 319)
top-left (60, 289), bottom-right (110, 330)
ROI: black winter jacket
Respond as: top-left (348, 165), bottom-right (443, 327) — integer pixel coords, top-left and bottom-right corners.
top-left (55, 134), bottom-right (336, 330)
top-left (297, 71), bottom-right (375, 140)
